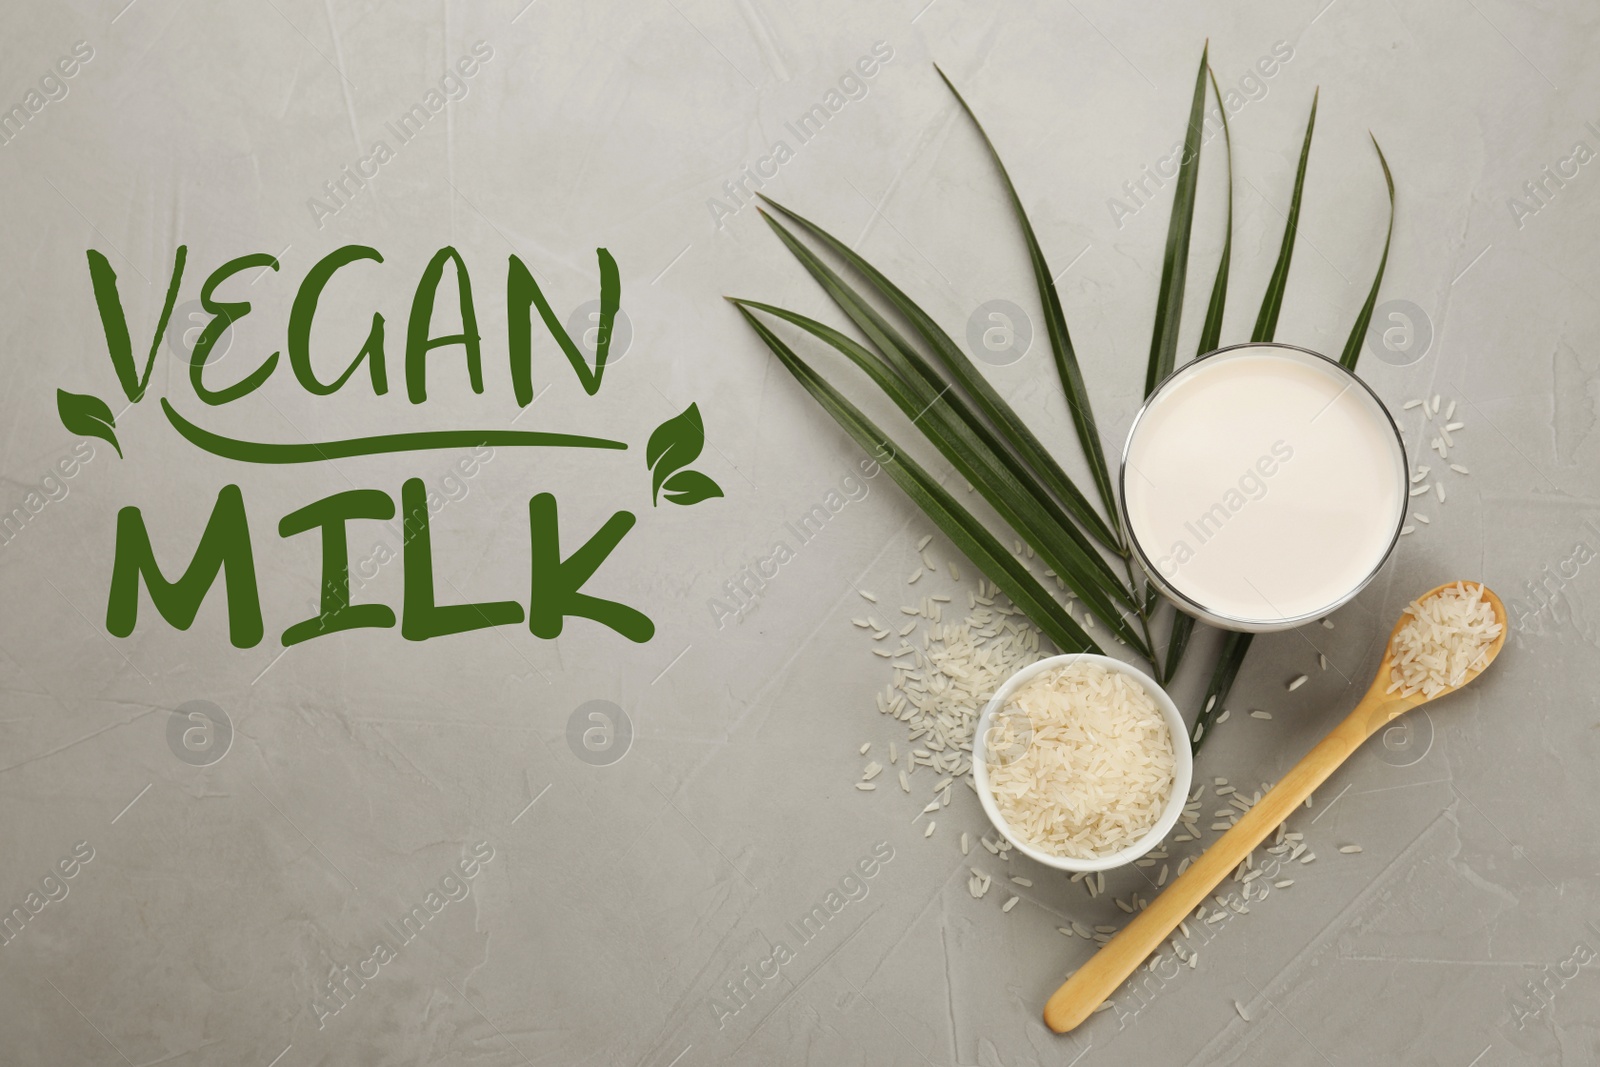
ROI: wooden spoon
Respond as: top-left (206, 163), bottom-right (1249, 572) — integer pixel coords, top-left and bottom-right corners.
top-left (1043, 582), bottom-right (1507, 1034)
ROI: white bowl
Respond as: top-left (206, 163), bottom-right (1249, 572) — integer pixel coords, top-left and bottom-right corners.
top-left (971, 654), bottom-right (1193, 873)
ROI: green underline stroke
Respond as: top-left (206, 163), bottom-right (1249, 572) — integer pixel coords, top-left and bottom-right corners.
top-left (161, 398), bottom-right (628, 464)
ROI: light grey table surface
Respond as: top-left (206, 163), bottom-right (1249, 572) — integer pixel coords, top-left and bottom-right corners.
top-left (2, 1), bottom-right (1597, 1064)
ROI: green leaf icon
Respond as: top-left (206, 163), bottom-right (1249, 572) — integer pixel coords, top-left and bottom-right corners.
top-left (646, 403), bottom-right (706, 504)
top-left (57, 389), bottom-right (121, 458)
top-left (661, 469), bottom-right (724, 506)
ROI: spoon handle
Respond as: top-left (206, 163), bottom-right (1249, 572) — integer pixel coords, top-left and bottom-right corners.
top-left (1043, 693), bottom-right (1393, 1033)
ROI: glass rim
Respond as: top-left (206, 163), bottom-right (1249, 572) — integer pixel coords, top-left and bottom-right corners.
top-left (1117, 341), bottom-right (1410, 632)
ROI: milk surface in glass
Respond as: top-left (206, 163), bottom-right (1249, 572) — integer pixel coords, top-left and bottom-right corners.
top-left (1122, 346), bottom-right (1405, 624)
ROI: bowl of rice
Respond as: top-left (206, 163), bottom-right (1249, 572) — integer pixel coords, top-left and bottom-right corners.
top-left (973, 655), bottom-right (1191, 872)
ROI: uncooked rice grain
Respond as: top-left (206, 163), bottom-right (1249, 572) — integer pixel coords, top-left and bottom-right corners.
top-left (1387, 582), bottom-right (1502, 699)
top-left (984, 663), bottom-right (1175, 859)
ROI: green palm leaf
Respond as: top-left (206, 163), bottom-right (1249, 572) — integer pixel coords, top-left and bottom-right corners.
top-left (934, 66), bottom-right (1120, 532)
top-left (756, 197), bottom-right (1123, 555)
top-left (1144, 44), bottom-right (1211, 395)
top-left (1252, 89), bottom-right (1318, 343)
top-left (735, 298), bottom-right (1150, 654)
top-left (1339, 135), bottom-right (1395, 371)
top-left (753, 211), bottom-right (1128, 595)
top-left (734, 302), bottom-right (1102, 657)
top-left (1191, 630), bottom-right (1252, 752)
top-left (734, 56), bottom-right (1390, 759)
top-left (1163, 612), bottom-right (1196, 686)
top-left (1195, 64), bottom-right (1234, 358)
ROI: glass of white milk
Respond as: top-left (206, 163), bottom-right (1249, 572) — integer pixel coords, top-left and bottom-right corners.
top-left (1119, 343), bottom-right (1407, 632)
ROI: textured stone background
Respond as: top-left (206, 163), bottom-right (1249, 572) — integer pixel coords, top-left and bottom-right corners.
top-left (2, 1), bottom-right (1597, 1064)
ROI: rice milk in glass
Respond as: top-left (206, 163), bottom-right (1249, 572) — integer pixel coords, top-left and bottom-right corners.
top-left (1120, 343), bottom-right (1407, 631)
